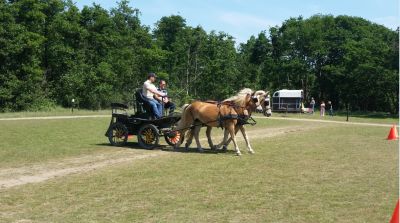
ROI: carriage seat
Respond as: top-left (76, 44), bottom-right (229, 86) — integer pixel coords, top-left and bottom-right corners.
top-left (135, 88), bottom-right (156, 119)
top-left (111, 102), bottom-right (128, 109)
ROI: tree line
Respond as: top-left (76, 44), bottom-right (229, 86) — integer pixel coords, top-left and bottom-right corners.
top-left (0, 0), bottom-right (398, 113)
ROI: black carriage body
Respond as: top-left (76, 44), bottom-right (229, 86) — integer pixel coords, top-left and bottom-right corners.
top-left (105, 90), bottom-right (182, 149)
top-left (111, 112), bottom-right (181, 136)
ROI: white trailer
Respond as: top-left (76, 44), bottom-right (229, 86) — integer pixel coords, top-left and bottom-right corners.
top-left (272, 89), bottom-right (303, 112)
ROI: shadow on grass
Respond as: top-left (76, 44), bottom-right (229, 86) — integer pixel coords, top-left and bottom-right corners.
top-left (96, 142), bottom-right (152, 150)
top-left (164, 146), bottom-right (236, 155)
top-left (95, 142), bottom-right (236, 155)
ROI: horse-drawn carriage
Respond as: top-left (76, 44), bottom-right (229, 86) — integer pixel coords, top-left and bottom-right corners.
top-left (104, 89), bottom-right (181, 149)
top-left (105, 87), bottom-right (269, 155)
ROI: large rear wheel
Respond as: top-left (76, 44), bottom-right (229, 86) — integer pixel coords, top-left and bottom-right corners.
top-left (138, 124), bottom-right (159, 149)
top-left (108, 122), bottom-right (128, 146)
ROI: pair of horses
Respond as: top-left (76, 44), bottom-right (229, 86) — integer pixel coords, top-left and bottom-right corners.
top-left (173, 88), bottom-right (268, 156)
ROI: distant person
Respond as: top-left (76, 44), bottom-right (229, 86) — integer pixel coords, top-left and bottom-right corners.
top-left (310, 97), bottom-right (315, 114)
top-left (327, 101), bottom-right (333, 116)
top-left (320, 101), bottom-right (325, 116)
top-left (156, 79), bottom-right (175, 114)
top-left (142, 73), bottom-right (165, 119)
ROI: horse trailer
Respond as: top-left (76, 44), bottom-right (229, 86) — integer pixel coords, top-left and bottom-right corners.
top-left (272, 89), bottom-right (303, 112)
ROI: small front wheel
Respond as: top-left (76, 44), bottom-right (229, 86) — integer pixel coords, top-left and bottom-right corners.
top-left (164, 130), bottom-right (182, 146)
top-left (138, 124), bottom-right (159, 149)
top-left (108, 122), bottom-right (128, 146)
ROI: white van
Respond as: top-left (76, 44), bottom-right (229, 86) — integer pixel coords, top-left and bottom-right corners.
top-left (272, 89), bottom-right (303, 112)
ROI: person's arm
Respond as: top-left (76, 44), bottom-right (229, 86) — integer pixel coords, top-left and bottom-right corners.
top-left (154, 93), bottom-right (166, 102)
top-left (156, 91), bottom-right (169, 103)
top-left (144, 84), bottom-right (165, 97)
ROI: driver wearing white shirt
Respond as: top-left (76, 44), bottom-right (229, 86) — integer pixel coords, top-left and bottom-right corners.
top-left (142, 73), bottom-right (165, 118)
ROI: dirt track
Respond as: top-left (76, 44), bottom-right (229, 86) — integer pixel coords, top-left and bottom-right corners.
top-left (0, 125), bottom-right (319, 190)
top-left (0, 114), bottom-right (394, 127)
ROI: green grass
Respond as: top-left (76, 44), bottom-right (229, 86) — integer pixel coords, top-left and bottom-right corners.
top-left (0, 117), bottom-right (112, 168)
top-left (0, 107), bottom-right (110, 118)
top-left (0, 117), bottom-right (397, 222)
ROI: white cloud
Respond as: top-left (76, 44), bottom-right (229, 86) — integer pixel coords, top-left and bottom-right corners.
top-left (218, 11), bottom-right (277, 29)
top-left (373, 16), bottom-right (399, 30)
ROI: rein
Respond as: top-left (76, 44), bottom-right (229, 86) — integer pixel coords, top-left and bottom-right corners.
top-left (204, 100), bottom-right (248, 110)
top-left (206, 99), bottom-right (257, 128)
top-left (173, 99), bottom-right (258, 133)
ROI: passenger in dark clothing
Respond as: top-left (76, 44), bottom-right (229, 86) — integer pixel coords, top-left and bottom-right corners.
top-left (155, 79), bottom-right (176, 114)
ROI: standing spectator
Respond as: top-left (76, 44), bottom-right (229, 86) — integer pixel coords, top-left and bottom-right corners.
top-left (327, 101), bottom-right (333, 116)
top-left (320, 101), bottom-right (325, 116)
top-left (310, 97), bottom-right (315, 114)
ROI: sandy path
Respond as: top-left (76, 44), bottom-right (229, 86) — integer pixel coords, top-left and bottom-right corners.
top-left (0, 151), bottom-right (165, 190)
top-left (0, 125), bottom-right (318, 190)
top-left (0, 115), bottom-right (394, 128)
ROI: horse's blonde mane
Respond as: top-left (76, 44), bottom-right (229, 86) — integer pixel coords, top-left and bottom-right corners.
top-left (254, 90), bottom-right (269, 102)
top-left (224, 88), bottom-right (254, 106)
top-left (254, 90), bottom-right (266, 96)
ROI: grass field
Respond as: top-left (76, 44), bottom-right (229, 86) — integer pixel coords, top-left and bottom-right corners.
top-left (0, 107), bottom-right (110, 118)
top-left (0, 114), bottom-right (398, 222)
top-left (255, 111), bottom-right (398, 125)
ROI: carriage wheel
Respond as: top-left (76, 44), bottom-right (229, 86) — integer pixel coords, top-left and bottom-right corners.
top-left (108, 122), bottom-right (128, 147)
top-left (164, 130), bottom-right (182, 146)
top-left (138, 124), bottom-right (159, 149)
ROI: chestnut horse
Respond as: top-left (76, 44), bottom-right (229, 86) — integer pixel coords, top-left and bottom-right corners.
top-left (173, 89), bottom-right (263, 155)
top-left (184, 90), bottom-right (268, 154)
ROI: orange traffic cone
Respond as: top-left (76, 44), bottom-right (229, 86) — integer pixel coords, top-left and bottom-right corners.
top-left (387, 125), bottom-right (398, 140)
top-left (390, 199), bottom-right (399, 223)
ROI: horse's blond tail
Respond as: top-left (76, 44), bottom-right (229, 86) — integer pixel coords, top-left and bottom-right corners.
top-left (174, 103), bottom-right (194, 131)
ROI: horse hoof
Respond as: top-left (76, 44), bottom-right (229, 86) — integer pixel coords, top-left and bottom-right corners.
top-left (249, 150), bottom-right (255, 154)
top-left (222, 145), bottom-right (228, 151)
top-left (236, 152), bottom-right (242, 156)
top-left (198, 148), bottom-right (204, 153)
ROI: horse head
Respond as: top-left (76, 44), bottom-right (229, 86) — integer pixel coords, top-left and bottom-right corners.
top-left (245, 90), bottom-right (268, 112)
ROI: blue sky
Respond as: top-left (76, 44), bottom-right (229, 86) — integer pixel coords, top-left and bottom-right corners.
top-left (75, 0), bottom-right (398, 44)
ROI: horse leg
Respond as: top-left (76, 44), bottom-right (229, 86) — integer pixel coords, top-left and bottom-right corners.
top-left (222, 125), bottom-right (240, 150)
top-left (173, 105), bottom-right (194, 149)
top-left (184, 127), bottom-right (195, 150)
top-left (227, 123), bottom-right (241, 156)
top-left (215, 127), bottom-right (230, 150)
top-left (238, 125), bottom-right (254, 154)
top-left (193, 124), bottom-right (203, 152)
top-left (206, 126), bottom-right (216, 150)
